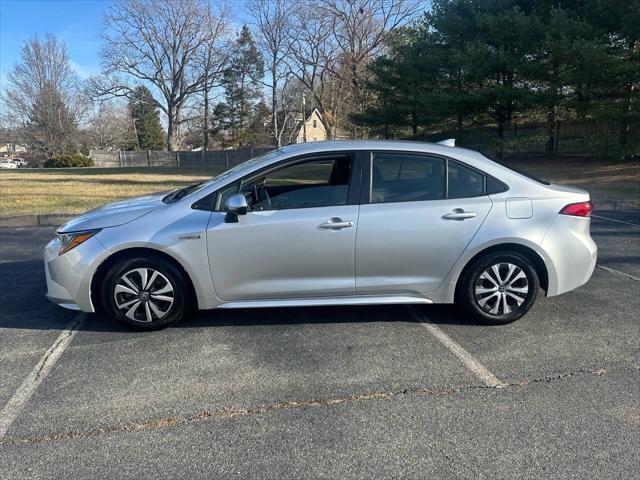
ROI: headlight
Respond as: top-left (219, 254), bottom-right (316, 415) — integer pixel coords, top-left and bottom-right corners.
top-left (57, 229), bottom-right (101, 255)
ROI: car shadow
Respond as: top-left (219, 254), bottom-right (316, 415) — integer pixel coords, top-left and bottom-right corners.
top-left (0, 259), bottom-right (478, 333)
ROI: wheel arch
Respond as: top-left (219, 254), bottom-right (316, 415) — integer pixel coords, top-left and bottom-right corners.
top-left (90, 247), bottom-right (199, 312)
top-left (454, 243), bottom-right (550, 302)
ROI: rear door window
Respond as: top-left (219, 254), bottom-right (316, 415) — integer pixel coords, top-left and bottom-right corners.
top-left (447, 161), bottom-right (485, 199)
top-left (370, 153), bottom-right (445, 203)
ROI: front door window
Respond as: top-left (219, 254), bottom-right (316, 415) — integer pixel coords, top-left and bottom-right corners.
top-left (240, 157), bottom-right (353, 211)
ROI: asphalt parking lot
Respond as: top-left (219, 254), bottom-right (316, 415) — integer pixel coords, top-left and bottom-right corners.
top-left (0, 211), bottom-right (638, 479)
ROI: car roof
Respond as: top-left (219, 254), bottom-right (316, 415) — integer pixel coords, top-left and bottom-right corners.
top-left (275, 139), bottom-right (476, 156)
top-left (260, 140), bottom-right (509, 175)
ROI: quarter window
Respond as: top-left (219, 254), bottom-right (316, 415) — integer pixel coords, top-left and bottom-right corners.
top-left (370, 153), bottom-right (445, 203)
top-left (486, 176), bottom-right (508, 194)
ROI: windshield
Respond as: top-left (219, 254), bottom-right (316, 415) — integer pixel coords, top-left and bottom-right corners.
top-left (206, 148), bottom-right (284, 185)
top-left (162, 149), bottom-right (284, 204)
top-left (162, 182), bottom-right (206, 203)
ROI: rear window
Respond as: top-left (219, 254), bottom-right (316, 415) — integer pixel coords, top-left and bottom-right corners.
top-left (493, 160), bottom-right (550, 185)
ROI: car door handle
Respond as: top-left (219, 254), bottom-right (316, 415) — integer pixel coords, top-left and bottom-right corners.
top-left (442, 209), bottom-right (477, 220)
top-left (319, 218), bottom-right (354, 230)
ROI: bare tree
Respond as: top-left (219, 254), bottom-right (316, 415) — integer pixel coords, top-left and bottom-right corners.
top-left (319, 0), bottom-right (420, 138)
top-left (84, 101), bottom-right (136, 151)
top-left (93, 0), bottom-right (226, 151)
top-left (273, 75), bottom-right (301, 145)
top-left (199, 2), bottom-right (232, 151)
top-left (248, 0), bottom-right (294, 147)
top-left (2, 34), bottom-right (86, 155)
top-left (287, 4), bottom-right (344, 140)
top-left (277, 77), bottom-right (316, 144)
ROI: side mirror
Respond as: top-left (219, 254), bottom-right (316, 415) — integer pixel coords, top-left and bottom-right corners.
top-left (224, 194), bottom-right (248, 223)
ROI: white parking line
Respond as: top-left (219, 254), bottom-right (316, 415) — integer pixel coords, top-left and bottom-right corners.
top-left (408, 308), bottom-right (507, 388)
top-left (592, 214), bottom-right (640, 227)
top-left (0, 313), bottom-right (84, 441)
top-left (596, 265), bottom-right (640, 282)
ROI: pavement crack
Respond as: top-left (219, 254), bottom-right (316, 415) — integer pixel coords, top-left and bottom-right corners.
top-left (33, 329), bottom-right (74, 382)
top-left (506, 367), bottom-right (608, 388)
top-left (0, 367), bottom-right (609, 448)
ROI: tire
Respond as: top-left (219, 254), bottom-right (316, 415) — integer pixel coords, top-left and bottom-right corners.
top-left (459, 252), bottom-right (539, 325)
top-left (100, 256), bottom-right (188, 330)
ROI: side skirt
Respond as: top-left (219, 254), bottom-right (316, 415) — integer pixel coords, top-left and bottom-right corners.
top-left (216, 294), bottom-right (433, 309)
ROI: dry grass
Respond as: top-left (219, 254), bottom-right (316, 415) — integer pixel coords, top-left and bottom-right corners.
top-left (0, 167), bottom-right (223, 216)
top-left (0, 157), bottom-right (637, 216)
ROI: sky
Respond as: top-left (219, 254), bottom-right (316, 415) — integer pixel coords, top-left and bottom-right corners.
top-left (0, 0), bottom-right (250, 87)
top-left (0, 0), bottom-right (109, 85)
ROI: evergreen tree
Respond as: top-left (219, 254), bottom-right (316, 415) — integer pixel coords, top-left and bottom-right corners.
top-left (354, 53), bottom-right (405, 138)
top-left (354, 28), bottom-right (436, 138)
top-left (26, 82), bottom-right (79, 155)
top-left (214, 25), bottom-right (265, 147)
top-left (579, 0), bottom-right (639, 149)
top-left (362, 0), bottom-right (546, 154)
top-left (460, 1), bottom-right (545, 148)
top-left (532, 4), bottom-right (591, 154)
top-left (530, 0), bottom-right (639, 154)
top-left (423, 0), bottom-right (481, 131)
top-left (361, 0), bottom-right (637, 156)
top-left (128, 86), bottom-right (165, 150)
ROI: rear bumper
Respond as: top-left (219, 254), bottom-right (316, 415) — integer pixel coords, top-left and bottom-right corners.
top-left (44, 235), bottom-right (108, 312)
top-left (541, 215), bottom-right (597, 296)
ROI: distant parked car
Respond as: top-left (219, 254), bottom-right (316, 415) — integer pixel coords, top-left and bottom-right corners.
top-left (45, 140), bottom-right (596, 330)
top-left (0, 159), bottom-right (17, 169)
top-left (11, 158), bottom-right (28, 167)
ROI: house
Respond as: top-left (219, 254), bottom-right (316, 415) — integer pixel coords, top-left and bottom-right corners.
top-left (0, 143), bottom-right (27, 155)
top-left (295, 109), bottom-right (327, 143)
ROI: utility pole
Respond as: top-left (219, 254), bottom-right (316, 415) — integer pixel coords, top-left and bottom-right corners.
top-left (302, 92), bottom-right (308, 143)
top-left (203, 66), bottom-right (209, 153)
top-left (132, 116), bottom-right (140, 150)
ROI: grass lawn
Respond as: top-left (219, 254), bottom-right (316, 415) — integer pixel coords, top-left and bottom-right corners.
top-left (0, 157), bottom-right (638, 216)
top-left (0, 166), bottom-right (224, 216)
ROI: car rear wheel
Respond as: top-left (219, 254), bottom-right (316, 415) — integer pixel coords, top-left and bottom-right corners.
top-left (459, 252), bottom-right (539, 325)
top-left (101, 256), bottom-right (188, 330)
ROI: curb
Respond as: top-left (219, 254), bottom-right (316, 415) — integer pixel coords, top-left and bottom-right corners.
top-left (0, 200), bottom-right (639, 228)
top-left (0, 213), bottom-right (79, 228)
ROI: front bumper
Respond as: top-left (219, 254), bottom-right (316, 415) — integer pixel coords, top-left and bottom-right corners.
top-left (44, 235), bottom-right (108, 312)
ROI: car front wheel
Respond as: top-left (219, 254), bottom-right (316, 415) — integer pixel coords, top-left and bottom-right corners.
top-left (459, 252), bottom-right (539, 325)
top-left (101, 256), bottom-right (188, 330)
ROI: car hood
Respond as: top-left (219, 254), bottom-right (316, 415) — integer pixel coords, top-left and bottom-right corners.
top-left (58, 191), bottom-right (169, 233)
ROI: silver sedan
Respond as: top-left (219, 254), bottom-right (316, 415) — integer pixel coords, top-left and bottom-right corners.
top-left (45, 141), bottom-right (597, 329)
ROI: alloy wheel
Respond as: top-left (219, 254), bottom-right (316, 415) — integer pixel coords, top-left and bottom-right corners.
top-left (474, 262), bottom-right (529, 316)
top-left (114, 268), bottom-right (175, 323)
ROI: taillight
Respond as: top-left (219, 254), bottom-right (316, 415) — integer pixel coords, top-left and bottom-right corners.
top-left (560, 201), bottom-right (593, 217)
